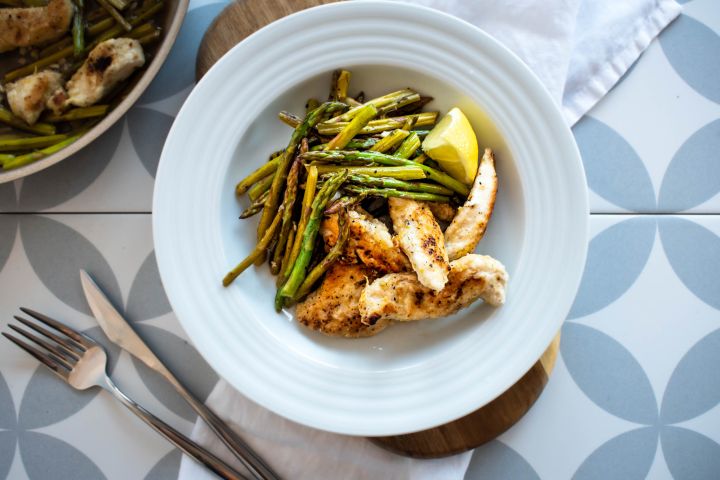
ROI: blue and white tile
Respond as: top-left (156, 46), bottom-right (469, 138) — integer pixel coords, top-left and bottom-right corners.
top-left (576, 1), bottom-right (720, 214)
top-left (0, 214), bottom-right (218, 479)
top-left (467, 214), bottom-right (720, 479)
top-left (684, 0), bottom-right (720, 28)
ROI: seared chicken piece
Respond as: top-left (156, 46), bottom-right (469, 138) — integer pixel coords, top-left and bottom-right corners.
top-left (6, 70), bottom-right (64, 125)
top-left (425, 201), bottom-right (457, 223)
top-left (0, 0), bottom-right (74, 53)
top-left (66, 38), bottom-right (145, 107)
top-left (359, 254), bottom-right (508, 324)
top-left (445, 148), bottom-right (498, 260)
top-left (389, 197), bottom-right (450, 291)
top-left (296, 262), bottom-right (390, 337)
top-left (46, 87), bottom-right (69, 115)
top-left (321, 209), bottom-right (410, 273)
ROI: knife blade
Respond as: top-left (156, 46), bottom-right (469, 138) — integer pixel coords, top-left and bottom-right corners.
top-left (79, 269), bottom-right (169, 376)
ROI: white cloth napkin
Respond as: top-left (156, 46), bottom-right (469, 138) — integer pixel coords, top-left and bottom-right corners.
top-left (179, 1), bottom-right (680, 479)
top-left (180, 384), bottom-right (472, 479)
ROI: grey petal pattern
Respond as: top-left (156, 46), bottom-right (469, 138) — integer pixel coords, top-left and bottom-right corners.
top-left (139, 3), bottom-right (228, 104)
top-left (572, 117), bottom-right (655, 211)
top-left (0, 216), bottom-right (17, 273)
top-left (19, 216), bottom-right (122, 316)
top-left (661, 426), bottom-right (720, 480)
top-left (0, 371), bottom-right (16, 430)
top-left (144, 450), bottom-right (182, 480)
top-left (465, 441), bottom-right (540, 480)
top-left (660, 15), bottom-right (720, 104)
top-left (19, 431), bottom-right (106, 480)
top-left (659, 119), bottom-right (720, 211)
top-left (0, 182), bottom-right (16, 211)
top-left (573, 427), bottom-right (657, 480)
top-left (131, 325), bottom-right (218, 421)
top-left (126, 251), bottom-right (172, 322)
top-left (17, 367), bottom-right (95, 431)
top-left (18, 121), bottom-right (123, 211)
top-left (567, 217), bottom-right (656, 319)
top-left (562, 323), bottom-right (658, 424)
top-left (127, 108), bottom-right (175, 178)
top-left (17, 327), bottom-right (120, 430)
top-left (0, 431), bottom-right (15, 480)
top-left (661, 329), bottom-right (720, 424)
top-left (659, 217), bottom-right (720, 310)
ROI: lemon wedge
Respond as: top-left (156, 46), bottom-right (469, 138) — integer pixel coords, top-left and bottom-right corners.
top-left (422, 107), bottom-right (478, 185)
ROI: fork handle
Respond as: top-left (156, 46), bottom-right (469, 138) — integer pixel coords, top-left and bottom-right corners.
top-left (102, 377), bottom-right (248, 480)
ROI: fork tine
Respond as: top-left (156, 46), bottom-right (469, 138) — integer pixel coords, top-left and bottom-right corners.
top-left (9, 324), bottom-right (77, 370)
top-left (19, 307), bottom-right (92, 348)
top-left (14, 316), bottom-right (84, 358)
top-left (3, 332), bottom-right (70, 379)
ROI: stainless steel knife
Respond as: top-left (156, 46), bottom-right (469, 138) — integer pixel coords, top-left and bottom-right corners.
top-left (80, 270), bottom-right (279, 480)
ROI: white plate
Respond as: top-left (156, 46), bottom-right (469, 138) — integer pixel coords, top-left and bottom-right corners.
top-left (154, 1), bottom-right (588, 436)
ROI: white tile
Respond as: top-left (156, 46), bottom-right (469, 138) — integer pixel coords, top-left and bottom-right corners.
top-left (587, 40), bottom-right (720, 213)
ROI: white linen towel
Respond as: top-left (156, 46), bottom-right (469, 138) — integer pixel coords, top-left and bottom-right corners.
top-left (179, 1), bottom-right (680, 479)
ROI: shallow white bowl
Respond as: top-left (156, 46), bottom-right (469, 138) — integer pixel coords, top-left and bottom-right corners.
top-left (154, 1), bottom-right (588, 436)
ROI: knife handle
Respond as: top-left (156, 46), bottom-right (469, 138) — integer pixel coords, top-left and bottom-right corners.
top-left (161, 370), bottom-right (281, 480)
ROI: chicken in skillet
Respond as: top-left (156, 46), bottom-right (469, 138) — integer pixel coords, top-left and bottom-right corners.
top-left (66, 38), bottom-right (145, 108)
top-left (0, 0), bottom-right (74, 53)
top-left (5, 70), bottom-right (65, 124)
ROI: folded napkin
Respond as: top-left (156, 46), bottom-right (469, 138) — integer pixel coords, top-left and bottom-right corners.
top-left (179, 1), bottom-right (680, 479)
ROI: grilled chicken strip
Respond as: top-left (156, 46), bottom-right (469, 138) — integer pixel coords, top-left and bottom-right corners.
top-left (359, 254), bottom-right (508, 324)
top-left (321, 208), bottom-right (409, 273)
top-left (6, 70), bottom-right (64, 125)
top-left (296, 262), bottom-right (390, 338)
top-left (445, 148), bottom-right (498, 260)
top-left (389, 197), bottom-right (450, 291)
top-left (66, 38), bottom-right (145, 107)
top-left (0, 0), bottom-right (74, 53)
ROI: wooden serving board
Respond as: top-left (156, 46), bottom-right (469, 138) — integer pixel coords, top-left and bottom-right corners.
top-left (196, 0), bottom-right (335, 79)
top-left (371, 334), bottom-right (560, 458)
top-left (196, 0), bottom-right (561, 458)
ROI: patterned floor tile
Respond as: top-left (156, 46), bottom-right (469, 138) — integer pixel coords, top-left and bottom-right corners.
top-left (467, 214), bottom-right (720, 479)
top-left (575, 5), bottom-right (720, 214)
top-left (0, 214), bottom-right (217, 480)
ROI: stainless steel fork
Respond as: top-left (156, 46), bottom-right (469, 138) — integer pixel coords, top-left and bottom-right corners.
top-left (3, 308), bottom-right (248, 480)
